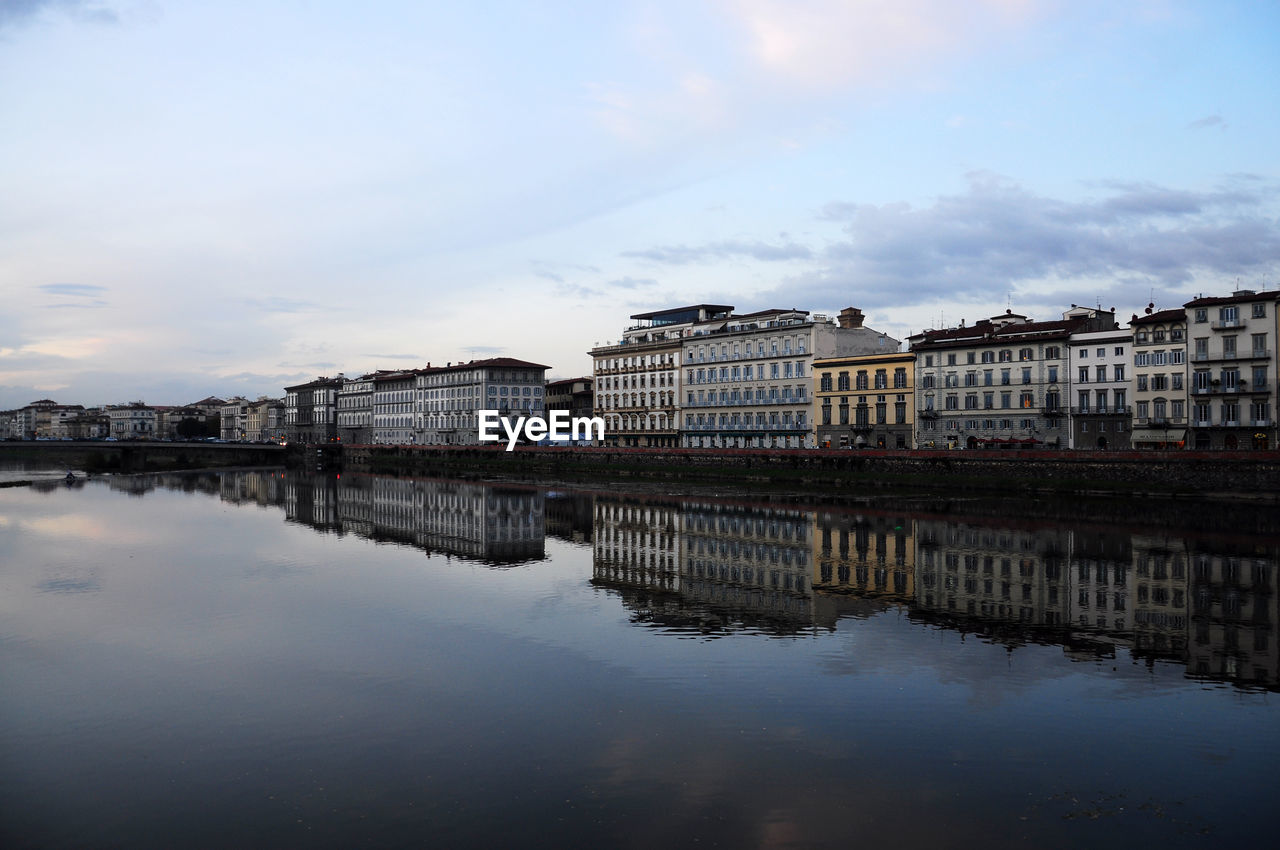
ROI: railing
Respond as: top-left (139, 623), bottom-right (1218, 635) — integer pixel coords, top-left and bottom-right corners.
top-left (1211, 319), bottom-right (1243, 330)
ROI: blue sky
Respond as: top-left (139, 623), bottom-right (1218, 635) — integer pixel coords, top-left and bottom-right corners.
top-left (2, 0), bottom-right (1278, 407)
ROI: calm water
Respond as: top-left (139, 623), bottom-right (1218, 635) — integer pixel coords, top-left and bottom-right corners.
top-left (1, 466), bottom-right (1277, 849)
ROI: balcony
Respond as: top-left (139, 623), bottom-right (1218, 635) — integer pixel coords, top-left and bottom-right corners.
top-left (1254, 419), bottom-right (1272, 427)
top-left (1211, 319), bottom-right (1244, 330)
top-left (1041, 407), bottom-right (1066, 417)
top-left (918, 409), bottom-right (939, 419)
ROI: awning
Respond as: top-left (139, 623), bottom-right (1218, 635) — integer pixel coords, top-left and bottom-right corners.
top-left (1131, 428), bottom-right (1187, 443)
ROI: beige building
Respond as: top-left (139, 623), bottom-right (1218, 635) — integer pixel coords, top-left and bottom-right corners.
top-left (813, 351), bottom-right (915, 449)
top-left (1184, 289), bottom-right (1279, 450)
top-left (812, 510), bottom-right (914, 601)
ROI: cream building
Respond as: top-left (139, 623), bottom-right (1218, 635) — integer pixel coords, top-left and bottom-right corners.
top-left (813, 351), bottom-right (915, 449)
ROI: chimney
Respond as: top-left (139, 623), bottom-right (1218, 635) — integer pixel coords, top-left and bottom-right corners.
top-left (837, 307), bottom-right (865, 329)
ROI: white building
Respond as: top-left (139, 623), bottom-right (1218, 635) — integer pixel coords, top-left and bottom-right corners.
top-left (415, 358), bottom-right (549, 446)
top-left (681, 307), bottom-right (897, 449)
top-left (372, 371), bottom-right (418, 445)
top-left (108, 402), bottom-right (157, 439)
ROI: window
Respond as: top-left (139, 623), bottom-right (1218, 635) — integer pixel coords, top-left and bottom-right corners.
top-left (820, 373), bottom-right (833, 392)
top-left (1194, 308), bottom-right (1208, 323)
top-left (1220, 306), bottom-right (1239, 325)
top-left (981, 351), bottom-right (994, 363)
top-left (856, 371), bottom-right (868, 390)
top-left (1019, 348), bottom-right (1033, 361)
top-left (1252, 333), bottom-right (1268, 356)
top-left (1079, 367), bottom-right (1089, 383)
top-left (1022, 368), bottom-right (1032, 384)
top-left (1045, 346), bottom-right (1060, 359)
top-left (1253, 303), bottom-right (1267, 319)
top-left (1115, 346), bottom-right (1124, 356)
top-left (1096, 366), bottom-right (1106, 382)
top-left (1047, 366), bottom-right (1058, 383)
top-left (947, 354), bottom-right (957, 366)
top-left (1137, 375), bottom-right (1148, 392)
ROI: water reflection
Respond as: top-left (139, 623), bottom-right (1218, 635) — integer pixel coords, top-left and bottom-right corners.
top-left (130, 469), bottom-right (1280, 691)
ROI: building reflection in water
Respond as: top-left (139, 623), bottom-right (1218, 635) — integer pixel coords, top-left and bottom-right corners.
top-left (212, 470), bottom-right (551, 566)
top-left (590, 492), bottom-right (1279, 691)
top-left (592, 498), bottom-right (821, 634)
top-left (133, 468), bottom-right (1278, 690)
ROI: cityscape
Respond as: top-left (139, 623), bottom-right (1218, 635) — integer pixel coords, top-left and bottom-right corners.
top-left (5, 287), bottom-right (1275, 452)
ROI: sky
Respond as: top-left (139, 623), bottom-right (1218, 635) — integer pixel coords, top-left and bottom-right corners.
top-left (2, 0), bottom-right (1278, 408)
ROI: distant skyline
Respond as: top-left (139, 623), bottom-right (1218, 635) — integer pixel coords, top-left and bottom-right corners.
top-left (3, 0), bottom-right (1278, 408)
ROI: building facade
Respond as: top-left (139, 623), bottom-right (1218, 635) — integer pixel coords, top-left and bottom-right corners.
top-left (592, 306), bottom-right (714, 448)
top-left (1129, 309), bottom-right (1189, 449)
top-left (681, 307), bottom-right (897, 449)
top-left (415, 358), bottom-right (549, 446)
top-left (337, 373), bottom-right (380, 445)
top-left (545, 377), bottom-right (595, 424)
top-left (1067, 328), bottom-right (1132, 449)
top-left (284, 377), bottom-right (341, 444)
top-left (1184, 290), bottom-right (1278, 450)
top-left (372, 372), bottom-right (418, 445)
top-left (911, 309), bottom-right (1114, 450)
top-left (108, 402), bottom-right (157, 439)
top-left (220, 397), bottom-right (251, 441)
top-left (813, 351), bottom-right (915, 449)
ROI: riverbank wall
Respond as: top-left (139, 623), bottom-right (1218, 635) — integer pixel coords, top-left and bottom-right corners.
top-left (338, 444), bottom-right (1280, 497)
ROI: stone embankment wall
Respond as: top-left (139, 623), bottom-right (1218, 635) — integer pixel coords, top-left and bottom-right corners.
top-left (340, 445), bottom-right (1280, 495)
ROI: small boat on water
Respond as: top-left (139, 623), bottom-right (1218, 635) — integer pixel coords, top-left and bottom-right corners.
top-left (64, 471), bottom-right (77, 484)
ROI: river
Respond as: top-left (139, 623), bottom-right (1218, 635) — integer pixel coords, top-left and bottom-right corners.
top-left (1, 464), bottom-right (1276, 848)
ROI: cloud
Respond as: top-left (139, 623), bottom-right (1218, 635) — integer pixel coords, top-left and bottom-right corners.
top-left (245, 297), bottom-right (326, 314)
top-left (1187, 114), bottom-right (1226, 130)
top-left (623, 239), bottom-right (813, 265)
top-left (606, 277), bottom-right (657, 289)
top-left (38, 283), bottom-right (107, 296)
top-left (721, 0), bottom-right (1045, 92)
top-left (0, 0), bottom-right (117, 29)
top-left (747, 172), bottom-right (1280, 313)
top-left (360, 353), bottom-right (421, 360)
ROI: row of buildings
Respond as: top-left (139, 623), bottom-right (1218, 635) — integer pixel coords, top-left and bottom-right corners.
top-left (589, 288), bottom-right (1280, 450)
top-left (7, 287), bottom-right (1275, 451)
top-left (0, 396), bottom-right (285, 443)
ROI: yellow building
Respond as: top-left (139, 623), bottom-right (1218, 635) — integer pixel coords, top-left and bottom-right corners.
top-left (813, 352), bottom-right (915, 449)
